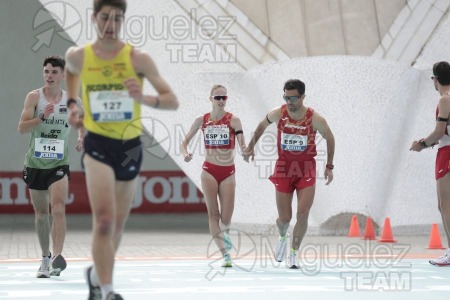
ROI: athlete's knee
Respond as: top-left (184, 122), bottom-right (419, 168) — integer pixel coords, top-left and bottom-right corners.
top-left (35, 210), bottom-right (49, 221)
top-left (208, 209), bottom-right (220, 222)
top-left (51, 202), bottom-right (65, 217)
top-left (94, 215), bottom-right (114, 236)
top-left (277, 218), bottom-right (291, 229)
top-left (220, 219), bottom-right (231, 227)
top-left (278, 213), bottom-right (292, 224)
top-left (296, 208), bottom-right (310, 220)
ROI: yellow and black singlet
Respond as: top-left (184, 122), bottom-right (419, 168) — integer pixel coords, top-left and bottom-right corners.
top-left (81, 43), bottom-right (143, 140)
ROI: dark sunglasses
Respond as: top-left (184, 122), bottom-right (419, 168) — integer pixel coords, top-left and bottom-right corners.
top-left (283, 95), bottom-right (301, 102)
top-left (212, 95), bottom-right (228, 100)
top-left (431, 76), bottom-right (438, 80)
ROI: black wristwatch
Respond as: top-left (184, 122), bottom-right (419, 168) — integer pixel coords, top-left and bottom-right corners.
top-left (39, 114), bottom-right (46, 122)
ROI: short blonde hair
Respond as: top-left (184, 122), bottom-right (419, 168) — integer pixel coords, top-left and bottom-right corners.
top-left (210, 84), bottom-right (227, 96)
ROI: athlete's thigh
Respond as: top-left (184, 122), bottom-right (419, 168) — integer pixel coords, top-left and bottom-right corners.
top-left (276, 191), bottom-right (294, 220)
top-left (30, 189), bottom-right (50, 213)
top-left (83, 154), bottom-right (116, 215)
top-left (48, 175), bottom-right (68, 207)
top-left (201, 170), bottom-right (219, 214)
top-left (218, 174), bottom-right (235, 219)
top-left (437, 173), bottom-right (450, 207)
top-left (296, 184), bottom-right (316, 214)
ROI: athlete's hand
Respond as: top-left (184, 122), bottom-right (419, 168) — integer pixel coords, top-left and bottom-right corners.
top-left (43, 103), bottom-right (54, 118)
top-left (242, 146), bottom-right (254, 163)
top-left (324, 168), bottom-right (333, 185)
top-left (184, 153), bottom-right (193, 162)
top-left (124, 78), bottom-right (144, 103)
top-left (68, 105), bottom-right (83, 129)
top-left (75, 136), bottom-right (84, 152)
top-left (410, 140), bottom-right (424, 152)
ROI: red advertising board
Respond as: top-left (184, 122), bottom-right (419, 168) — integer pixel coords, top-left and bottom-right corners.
top-left (0, 171), bottom-right (206, 214)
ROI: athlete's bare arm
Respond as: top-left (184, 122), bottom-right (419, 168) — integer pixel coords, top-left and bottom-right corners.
top-left (425, 95), bottom-right (450, 145)
top-left (312, 111), bottom-right (335, 163)
top-left (65, 46), bottom-right (84, 128)
top-left (127, 48), bottom-right (178, 110)
top-left (230, 115), bottom-right (246, 152)
top-left (75, 99), bottom-right (85, 152)
top-left (65, 46), bottom-right (84, 99)
top-left (243, 106), bottom-right (282, 162)
top-left (18, 91), bottom-right (43, 134)
top-left (180, 116), bottom-right (203, 162)
top-left (410, 94), bottom-right (450, 151)
top-left (312, 111), bottom-right (335, 185)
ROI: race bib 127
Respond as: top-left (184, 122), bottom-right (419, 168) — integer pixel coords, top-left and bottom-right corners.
top-left (89, 90), bottom-right (134, 122)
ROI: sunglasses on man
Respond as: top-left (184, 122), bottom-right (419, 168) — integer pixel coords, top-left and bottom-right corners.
top-left (283, 95), bottom-right (301, 102)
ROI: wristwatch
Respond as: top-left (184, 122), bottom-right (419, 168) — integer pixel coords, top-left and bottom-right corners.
top-left (326, 163), bottom-right (334, 170)
top-left (39, 114), bottom-right (46, 122)
top-left (419, 140), bottom-right (427, 148)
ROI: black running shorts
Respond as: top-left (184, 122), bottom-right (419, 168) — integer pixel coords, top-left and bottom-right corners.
top-left (23, 165), bottom-right (70, 190)
top-left (83, 131), bottom-right (142, 181)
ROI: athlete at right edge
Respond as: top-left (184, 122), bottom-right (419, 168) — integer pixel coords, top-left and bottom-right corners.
top-left (411, 61), bottom-right (450, 266)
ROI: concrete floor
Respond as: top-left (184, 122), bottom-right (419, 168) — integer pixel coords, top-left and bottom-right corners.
top-left (0, 214), bottom-right (449, 300)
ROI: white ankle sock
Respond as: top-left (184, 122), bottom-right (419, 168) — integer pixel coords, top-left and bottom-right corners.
top-left (101, 284), bottom-right (114, 300)
top-left (90, 266), bottom-right (100, 287)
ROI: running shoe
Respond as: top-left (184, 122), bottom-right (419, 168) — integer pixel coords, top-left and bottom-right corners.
top-left (105, 292), bottom-right (124, 300)
top-left (288, 252), bottom-right (299, 269)
top-left (275, 234), bottom-right (289, 262)
top-left (84, 266), bottom-right (102, 300)
top-left (429, 252), bottom-right (450, 266)
top-left (50, 254), bottom-right (67, 276)
top-left (222, 253), bottom-right (232, 268)
top-left (36, 255), bottom-right (51, 278)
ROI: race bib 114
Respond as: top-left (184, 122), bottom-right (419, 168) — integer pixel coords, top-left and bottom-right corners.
top-left (34, 138), bottom-right (64, 160)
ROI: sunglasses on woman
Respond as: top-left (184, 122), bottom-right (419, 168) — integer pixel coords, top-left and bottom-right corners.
top-left (212, 95), bottom-right (228, 100)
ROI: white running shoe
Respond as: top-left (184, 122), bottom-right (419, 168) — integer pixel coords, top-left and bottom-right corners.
top-left (288, 252), bottom-right (299, 269)
top-left (222, 253), bottom-right (232, 268)
top-left (224, 232), bottom-right (232, 252)
top-left (275, 234), bottom-right (289, 262)
top-left (36, 256), bottom-right (51, 278)
top-left (429, 252), bottom-right (450, 266)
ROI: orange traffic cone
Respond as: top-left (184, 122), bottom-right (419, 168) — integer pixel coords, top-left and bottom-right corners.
top-left (427, 223), bottom-right (446, 249)
top-left (348, 215), bottom-right (361, 237)
top-left (362, 217), bottom-right (376, 240)
top-left (379, 217), bottom-right (396, 243)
